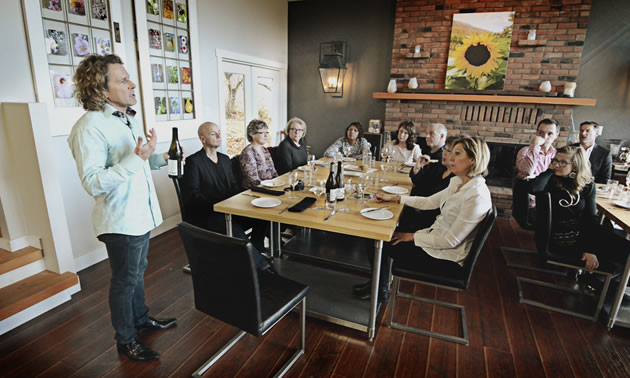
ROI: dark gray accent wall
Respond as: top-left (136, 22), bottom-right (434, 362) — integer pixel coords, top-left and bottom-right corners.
top-left (288, 0), bottom-right (396, 157)
top-left (573, 0), bottom-right (630, 144)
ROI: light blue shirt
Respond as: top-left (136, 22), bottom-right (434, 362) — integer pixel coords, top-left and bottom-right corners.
top-left (68, 104), bottom-right (166, 236)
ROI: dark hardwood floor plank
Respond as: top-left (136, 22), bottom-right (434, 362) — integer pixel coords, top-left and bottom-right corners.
top-left (484, 347), bottom-right (516, 378)
top-left (607, 326), bottom-right (630, 374)
top-left (457, 288), bottom-right (486, 378)
top-left (551, 313), bottom-right (603, 378)
top-left (294, 327), bottom-right (347, 378)
top-left (394, 284), bottom-right (433, 377)
top-left (425, 288), bottom-right (458, 378)
top-left (578, 317), bottom-right (630, 377)
top-left (527, 308), bottom-right (574, 377)
top-left (35, 361), bottom-right (76, 378)
top-left (329, 327), bottom-right (374, 377)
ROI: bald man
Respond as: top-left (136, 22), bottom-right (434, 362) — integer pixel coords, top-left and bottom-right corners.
top-left (180, 122), bottom-right (270, 270)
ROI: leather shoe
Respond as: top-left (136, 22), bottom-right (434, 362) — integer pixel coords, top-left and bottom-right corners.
top-left (353, 285), bottom-right (389, 302)
top-left (352, 280), bottom-right (371, 293)
top-left (117, 339), bottom-right (159, 362)
top-left (136, 316), bottom-right (176, 333)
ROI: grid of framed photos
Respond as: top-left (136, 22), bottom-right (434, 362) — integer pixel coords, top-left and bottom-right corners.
top-left (41, 0), bottom-right (113, 107)
top-left (146, 0), bottom-right (194, 121)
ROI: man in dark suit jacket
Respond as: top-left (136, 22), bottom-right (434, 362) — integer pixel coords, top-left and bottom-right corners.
top-left (180, 122), bottom-right (270, 270)
top-left (579, 121), bottom-right (612, 184)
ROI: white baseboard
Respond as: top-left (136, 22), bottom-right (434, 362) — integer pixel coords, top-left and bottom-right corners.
top-left (0, 282), bottom-right (81, 336)
top-left (0, 235), bottom-right (41, 252)
top-left (73, 213), bottom-right (181, 273)
top-left (0, 259), bottom-right (46, 290)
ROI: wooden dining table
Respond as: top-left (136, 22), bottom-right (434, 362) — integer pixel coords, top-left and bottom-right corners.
top-left (214, 159), bottom-right (413, 340)
top-left (595, 188), bottom-right (630, 330)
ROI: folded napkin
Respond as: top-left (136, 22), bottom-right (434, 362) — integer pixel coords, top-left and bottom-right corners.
top-left (288, 197), bottom-right (317, 212)
top-left (251, 186), bottom-right (285, 196)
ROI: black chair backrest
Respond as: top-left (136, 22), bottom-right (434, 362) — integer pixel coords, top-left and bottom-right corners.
top-left (512, 178), bottom-right (534, 230)
top-left (460, 205), bottom-right (497, 288)
top-left (231, 154), bottom-right (242, 189)
top-left (178, 222), bottom-right (263, 334)
top-left (171, 177), bottom-right (186, 221)
top-left (534, 192), bottom-right (553, 258)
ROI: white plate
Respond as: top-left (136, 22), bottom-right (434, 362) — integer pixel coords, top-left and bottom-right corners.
top-left (360, 207), bottom-right (394, 220)
top-left (251, 198), bottom-right (282, 208)
top-left (403, 161), bottom-right (416, 167)
top-left (344, 165), bottom-right (362, 171)
top-left (261, 180), bottom-right (283, 188)
top-left (344, 171), bottom-right (364, 177)
top-left (309, 186), bottom-right (325, 193)
top-left (382, 186), bottom-right (408, 195)
top-left (613, 200), bottom-right (630, 210)
top-left (342, 157), bottom-right (356, 162)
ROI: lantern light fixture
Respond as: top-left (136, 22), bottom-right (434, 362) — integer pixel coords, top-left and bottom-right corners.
top-left (318, 41), bottom-right (347, 97)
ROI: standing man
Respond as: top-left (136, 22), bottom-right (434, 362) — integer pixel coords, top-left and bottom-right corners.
top-left (516, 118), bottom-right (559, 180)
top-left (68, 54), bottom-right (175, 362)
top-left (578, 121), bottom-right (612, 184)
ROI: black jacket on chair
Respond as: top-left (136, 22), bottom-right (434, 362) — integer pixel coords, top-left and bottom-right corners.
top-left (589, 144), bottom-right (612, 184)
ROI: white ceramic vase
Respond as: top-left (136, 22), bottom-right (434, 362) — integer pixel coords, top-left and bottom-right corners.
top-left (539, 80), bottom-right (552, 93)
top-left (408, 77), bottom-right (418, 89)
top-left (387, 79), bottom-right (397, 93)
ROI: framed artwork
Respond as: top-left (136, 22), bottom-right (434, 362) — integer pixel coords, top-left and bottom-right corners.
top-left (445, 11), bottom-right (514, 90)
top-left (135, 0), bottom-right (200, 135)
top-left (23, 0), bottom-right (124, 135)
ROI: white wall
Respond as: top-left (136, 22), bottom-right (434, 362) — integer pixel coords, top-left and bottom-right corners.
top-left (0, 0), bottom-right (287, 269)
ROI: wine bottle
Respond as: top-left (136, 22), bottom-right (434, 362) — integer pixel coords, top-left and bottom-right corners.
top-left (168, 127), bottom-right (183, 178)
top-left (325, 163), bottom-right (337, 210)
top-left (336, 161), bottom-right (345, 201)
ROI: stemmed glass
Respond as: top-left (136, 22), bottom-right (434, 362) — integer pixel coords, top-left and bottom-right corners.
top-left (342, 144), bottom-right (353, 158)
top-left (357, 184), bottom-right (367, 206)
top-left (338, 184), bottom-right (353, 213)
top-left (306, 154), bottom-right (316, 186)
top-left (379, 163), bottom-right (389, 182)
top-left (381, 146), bottom-right (390, 163)
top-left (288, 171), bottom-right (299, 200)
top-left (312, 180), bottom-right (325, 210)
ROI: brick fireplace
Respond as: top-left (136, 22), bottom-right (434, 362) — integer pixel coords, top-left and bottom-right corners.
top-left (380, 0), bottom-right (594, 216)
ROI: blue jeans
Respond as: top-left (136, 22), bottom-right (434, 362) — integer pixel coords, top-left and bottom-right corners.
top-left (98, 232), bottom-right (151, 344)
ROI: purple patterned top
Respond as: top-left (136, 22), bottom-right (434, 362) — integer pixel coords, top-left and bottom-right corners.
top-left (239, 144), bottom-right (278, 189)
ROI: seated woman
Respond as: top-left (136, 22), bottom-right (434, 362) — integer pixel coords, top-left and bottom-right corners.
top-left (353, 136), bottom-right (492, 301)
top-left (240, 119), bottom-right (278, 189)
top-left (384, 121), bottom-right (422, 164)
top-left (324, 122), bottom-right (371, 158)
top-left (276, 117), bottom-right (308, 175)
top-left (397, 135), bottom-right (463, 231)
top-left (528, 145), bottom-right (627, 271)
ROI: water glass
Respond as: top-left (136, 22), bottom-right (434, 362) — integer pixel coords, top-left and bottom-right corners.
top-left (338, 185), bottom-right (351, 213)
top-left (607, 179), bottom-right (619, 193)
top-left (288, 171), bottom-right (299, 200)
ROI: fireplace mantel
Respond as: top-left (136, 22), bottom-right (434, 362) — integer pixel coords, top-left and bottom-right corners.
top-left (373, 92), bottom-right (596, 107)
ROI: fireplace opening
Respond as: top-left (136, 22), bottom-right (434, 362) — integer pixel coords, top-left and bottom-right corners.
top-left (486, 142), bottom-right (527, 188)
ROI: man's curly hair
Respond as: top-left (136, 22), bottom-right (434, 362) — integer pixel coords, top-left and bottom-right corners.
top-left (74, 54), bottom-right (123, 111)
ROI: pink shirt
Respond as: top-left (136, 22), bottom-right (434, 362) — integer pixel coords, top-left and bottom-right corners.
top-left (516, 144), bottom-right (556, 180)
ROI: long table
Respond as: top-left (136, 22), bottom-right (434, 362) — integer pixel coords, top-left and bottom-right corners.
top-left (214, 160), bottom-right (412, 340)
top-left (595, 191), bottom-right (630, 329)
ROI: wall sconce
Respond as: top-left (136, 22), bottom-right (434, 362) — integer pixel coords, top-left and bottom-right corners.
top-left (318, 41), bottom-right (347, 97)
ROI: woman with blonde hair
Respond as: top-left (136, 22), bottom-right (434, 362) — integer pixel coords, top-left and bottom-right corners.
top-left (276, 117), bottom-right (308, 174)
top-left (354, 136), bottom-right (492, 301)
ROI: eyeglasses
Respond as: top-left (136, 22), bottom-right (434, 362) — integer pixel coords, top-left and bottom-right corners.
top-left (551, 158), bottom-right (572, 167)
top-left (254, 131), bottom-right (270, 135)
top-left (289, 128), bottom-right (304, 133)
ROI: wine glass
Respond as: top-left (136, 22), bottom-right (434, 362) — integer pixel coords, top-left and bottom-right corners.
top-left (288, 171), bottom-right (299, 200)
top-left (379, 163), bottom-right (389, 182)
top-left (313, 180), bottom-right (325, 211)
top-left (338, 185), bottom-right (353, 213)
top-left (381, 146), bottom-right (390, 162)
top-left (342, 144), bottom-right (353, 158)
top-left (306, 154), bottom-right (316, 185)
top-left (357, 184), bottom-right (367, 206)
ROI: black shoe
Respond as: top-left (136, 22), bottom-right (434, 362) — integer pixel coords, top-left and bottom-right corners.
top-left (353, 285), bottom-right (389, 302)
top-left (352, 280), bottom-right (372, 293)
top-left (117, 339), bottom-right (160, 362)
top-left (262, 266), bottom-right (277, 275)
top-left (136, 317), bottom-right (176, 333)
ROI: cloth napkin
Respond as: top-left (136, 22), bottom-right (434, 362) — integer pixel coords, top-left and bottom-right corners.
top-left (288, 197), bottom-right (317, 212)
top-left (251, 186), bottom-right (285, 196)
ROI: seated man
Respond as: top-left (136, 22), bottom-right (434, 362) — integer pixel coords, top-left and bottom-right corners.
top-left (180, 121), bottom-right (270, 271)
top-left (578, 121), bottom-right (612, 184)
top-left (415, 122), bottom-right (447, 164)
top-left (516, 118), bottom-right (558, 180)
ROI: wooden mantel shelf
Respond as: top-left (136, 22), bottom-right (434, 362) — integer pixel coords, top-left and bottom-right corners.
top-left (373, 92), bottom-right (597, 106)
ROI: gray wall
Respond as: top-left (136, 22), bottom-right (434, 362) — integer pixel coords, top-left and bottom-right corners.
top-left (288, 0), bottom-right (396, 157)
top-left (562, 0), bottom-right (630, 144)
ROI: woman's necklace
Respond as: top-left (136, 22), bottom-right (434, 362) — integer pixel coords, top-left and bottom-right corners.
top-left (558, 188), bottom-right (580, 208)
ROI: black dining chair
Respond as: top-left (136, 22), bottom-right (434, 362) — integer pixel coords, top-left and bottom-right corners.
top-left (516, 192), bottom-right (619, 321)
top-left (171, 177), bottom-right (192, 274)
top-left (387, 206), bottom-right (497, 345)
top-left (178, 222), bottom-right (309, 377)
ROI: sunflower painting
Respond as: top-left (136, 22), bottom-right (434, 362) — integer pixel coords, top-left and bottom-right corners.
top-left (445, 12), bottom-right (514, 90)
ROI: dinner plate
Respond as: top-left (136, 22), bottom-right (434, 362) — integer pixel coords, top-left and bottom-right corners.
top-left (261, 179), bottom-right (283, 187)
top-left (342, 157), bottom-right (357, 162)
top-left (403, 161), bottom-right (416, 167)
top-left (344, 171), bottom-right (363, 177)
top-left (613, 200), bottom-right (630, 210)
top-left (251, 198), bottom-right (282, 208)
top-left (382, 186), bottom-right (408, 195)
top-left (344, 165), bottom-right (362, 171)
top-left (360, 207), bottom-right (394, 220)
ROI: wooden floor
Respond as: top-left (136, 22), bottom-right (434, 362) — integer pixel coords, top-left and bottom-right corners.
top-left (2, 218), bottom-right (630, 377)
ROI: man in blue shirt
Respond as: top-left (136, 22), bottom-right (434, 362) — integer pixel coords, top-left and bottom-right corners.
top-left (68, 55), bottom-right (175, 362)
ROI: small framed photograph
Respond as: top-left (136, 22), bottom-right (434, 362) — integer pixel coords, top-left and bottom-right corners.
top-left (153, 89), bottom-right (168, 121)
top-left (177, 30), bottom-right (188, 58)
top-left (49, 65), bottom-right (76, 107)
top-left (163, 25), bottom-right (177, 59)
top-left (146, 0), bottom-right (160, 22)
top-left (176, 1), bottom-right (187, 26)
top-left (168, 92), bottom-right (182, 121)
top-left (165, 58), bottom-right (179, 90)
top-left (148, 23), bottom-right (162, 54)
top-left (92, 28), bottom-right (112, 56)
top-left (68, 24), bottom-right (91, 65)
top-left (67, 0), bottom-right (88, 25)
top-left (162, 0), bottom-right (175, 25)
top-left (90, 0), bottom-right (110, 29)
top-left (179, 60), bottom-right (191, 91)
top-left (150, 56), bottom-right (166, 89)
top-left (41, 0), bottom-right (65, 21)
top-left (181, 91), bottom-right (193, 119)
top-left (43, 19), bottom-right (71, 65)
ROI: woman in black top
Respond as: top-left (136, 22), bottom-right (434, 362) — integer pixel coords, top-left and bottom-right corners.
top-left (529, 145), bottom-right (625, 270)
top-left (276, 117), bottom-right (308, 175)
